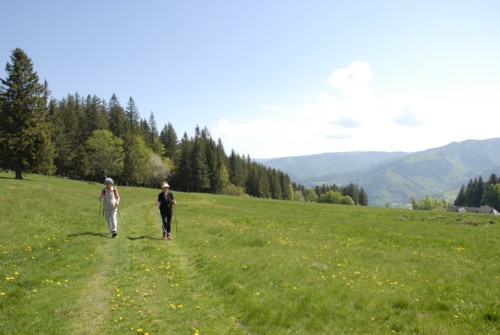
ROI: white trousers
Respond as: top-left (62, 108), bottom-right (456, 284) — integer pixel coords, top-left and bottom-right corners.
top-left (104, 207), bottom-right (118, 233)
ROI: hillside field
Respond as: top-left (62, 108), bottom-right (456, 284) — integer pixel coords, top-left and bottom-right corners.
top-left (0, 173), bottom-right (498, 334)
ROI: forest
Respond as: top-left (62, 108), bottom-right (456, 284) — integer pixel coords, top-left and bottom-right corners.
top-left (454, 173), bottom-right (500, 210)
top-left (0, 48), bottom-right (368, 205)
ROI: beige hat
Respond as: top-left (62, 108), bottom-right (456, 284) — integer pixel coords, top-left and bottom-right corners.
top-left (161, 182), bottom-right (170, 188)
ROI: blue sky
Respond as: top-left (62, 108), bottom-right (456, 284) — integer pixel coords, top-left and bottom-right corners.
top-left (2, 0), bottom-right (499, 158)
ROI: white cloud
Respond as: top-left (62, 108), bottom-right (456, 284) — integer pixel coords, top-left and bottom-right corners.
top-left (332, 116), bottom-right (362, 128)
top-left (213, 63), bottom-right (500, 158)
top-left (327, 61), bottom-right (374, 99)
top-left (393, 108), bottom-right (427, 127)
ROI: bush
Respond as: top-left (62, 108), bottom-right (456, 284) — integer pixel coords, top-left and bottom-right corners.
top-left (221, 184), bottom-right (247, 196)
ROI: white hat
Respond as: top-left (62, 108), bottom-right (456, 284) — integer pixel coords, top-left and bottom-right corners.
top-left (104, 177), bottom-right (114, 185)
top-left (161, 182), bottom-right (170, 188)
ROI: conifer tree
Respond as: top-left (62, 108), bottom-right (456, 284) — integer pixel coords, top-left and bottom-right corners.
top-left (50, 94), bottom-right (84, 177)
top-left (280, 172), bottom-right (291, 200)
top-left (358, 187), bottom-right (368, 206)
top-left (481, 183), bottom-right (500, 209)
top-left (108, 94), bottom-right (127, 139)
top-left (174, 132), bottom-right (193, 191)
top-left (123, 135), bottom-right (152, 185)
top-left (160, 122), bottom-right (178, 159)
top-left (0, 48), bottom-right (54, 179)
top-left (229, 150), bottom-right (246, 189)
top-left (190, 126), bottom-right (209, 192)
top-left (147, 112), bottom-right (164, 156)
top-left (454, 185), bottom-right (466, 206)
top-left (83, 95), bottom-right (108, 138)
top-left (125, 97), bottom-right (140, 133)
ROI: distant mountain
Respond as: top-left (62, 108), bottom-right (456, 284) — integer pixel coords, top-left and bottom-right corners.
top-left (261, 138), bottom-right (500, 207)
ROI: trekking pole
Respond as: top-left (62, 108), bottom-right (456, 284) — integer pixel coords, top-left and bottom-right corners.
top-left (174, 207), bottom-right (178, 237)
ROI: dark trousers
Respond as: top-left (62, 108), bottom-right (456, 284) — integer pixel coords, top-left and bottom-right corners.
top-left (161, 211), bottom-right (173, 235)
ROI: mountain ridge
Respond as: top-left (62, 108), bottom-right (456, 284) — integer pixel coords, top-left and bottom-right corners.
top-left (261, 138), bottom-right (500, 207)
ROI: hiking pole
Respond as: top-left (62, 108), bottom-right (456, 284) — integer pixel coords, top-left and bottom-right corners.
top-left (174, 207), bottom-right (178, 237)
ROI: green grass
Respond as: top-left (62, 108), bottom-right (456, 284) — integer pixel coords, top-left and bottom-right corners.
top-left (0, 173), bottom-right (499, 334)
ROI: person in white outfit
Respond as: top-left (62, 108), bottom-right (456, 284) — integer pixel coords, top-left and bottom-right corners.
top-left (99, 177), bottom-right (120, 238)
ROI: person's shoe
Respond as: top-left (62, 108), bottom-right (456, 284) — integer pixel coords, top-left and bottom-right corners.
top-left (112, 231), bottom-right (117, 238)
top-left (167, 233), bottom-right (172, 240)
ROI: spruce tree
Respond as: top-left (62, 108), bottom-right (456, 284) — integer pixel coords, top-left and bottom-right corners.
top-left (175, 132), bottom-right (193, 191)
top-left (83, 95), bottom-right (108, 138)
top-left (50, 94), bottom-right (84, 177)
top-left (108, 94), bottom-right (127, 139)
top-left (160, 122), bottom-right (178, 159)
top-left (228, 150), bottom-right (246, 189)
top-left (147, 112), bottom-right (164, 155)
top-left (125, 97), bottom-right (140, 133)
top-left (0, 48), bottom-right (54, 179)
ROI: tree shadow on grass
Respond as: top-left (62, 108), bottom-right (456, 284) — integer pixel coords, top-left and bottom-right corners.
top-left (67, 232), bottom-right (110, 238)
top-left (0, 175), bottom-right (36, 181)
top-left (127, 236), bottom-right (163, 241)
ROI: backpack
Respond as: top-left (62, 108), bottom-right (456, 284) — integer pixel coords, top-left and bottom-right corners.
top-left (101, 186), bottom-right (119, 198)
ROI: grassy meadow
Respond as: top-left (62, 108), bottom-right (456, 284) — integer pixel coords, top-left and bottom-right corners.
top-left (0, 173), bottom-right (498, 334)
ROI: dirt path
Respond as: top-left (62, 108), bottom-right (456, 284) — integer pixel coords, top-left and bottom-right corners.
top-left (65, 238), bottom-right (114, 334)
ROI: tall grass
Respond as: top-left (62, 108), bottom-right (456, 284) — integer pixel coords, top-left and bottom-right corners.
top-left (0, 173), bottom-right (498, 334)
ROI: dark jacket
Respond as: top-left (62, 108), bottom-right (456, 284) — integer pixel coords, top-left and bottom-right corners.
top-left (158, 191), bottom-right (175, 215)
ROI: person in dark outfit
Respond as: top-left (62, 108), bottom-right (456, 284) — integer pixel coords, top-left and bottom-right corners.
top-left (157, 182), bottom-right (176, 240)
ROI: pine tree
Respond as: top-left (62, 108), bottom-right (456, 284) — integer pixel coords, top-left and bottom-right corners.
top-left (481, 183), bottom-right (500, 210)
top-left (125, 97), bottom-right (140, 133)
top-left (147, 112), bottom-right (164, 156)
top-left (344, 183), bottom-right (360, 205)
top-left (269, 168), bottom-right (283, 199)
top-left (108, 94), bottom-right (127, 139)
top-left (49, 93), bottom-right (85, 177)
top-left (123, 135), bottom-right (152, 186)
top-left (280, 172), bottom-right (291, 200)
top-left (454, 185), bottom-right (466, 206)
top-left (228, 150), bottom-right (246, 189)
top-left (0, 48), bottom-right (55, 179)
top-left (175, 132), bottom-right (193, 191)
top-left (83, 95), bottom-right (108, 138)
top-left (358, 187), bottom-right (368, 206)
top-left (160, 122), bottom-right (178, 159)
top-left (190, 127), bottom-right (210, 192)
top-left (487, 173), bottom-right (498, 186)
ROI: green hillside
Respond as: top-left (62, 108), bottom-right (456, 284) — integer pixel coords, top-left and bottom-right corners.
top-left (265, 138), bottom-right (500, 206)
top-left (0, 173), bottom-right (498, 334)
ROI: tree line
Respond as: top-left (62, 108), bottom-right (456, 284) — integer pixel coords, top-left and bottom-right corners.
top-left (0, 48), bottom-right (369, 205)
top-left (301, 183), bottom-right (368, 206)
top-left (453, 173), bottom-right (500, 210)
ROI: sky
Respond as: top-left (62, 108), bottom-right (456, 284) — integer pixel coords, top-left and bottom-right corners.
top-left (1, 0), bottom-right (499, 159)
